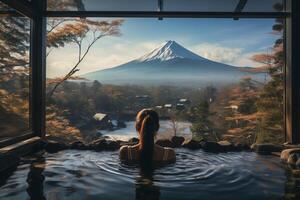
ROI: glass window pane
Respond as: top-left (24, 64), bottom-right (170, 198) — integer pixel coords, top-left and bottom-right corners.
top-left (164, 0), bottom-right (239, 12)
top-left (0, 5), bottom-right (31, 140)
top-left (243, 0), bottom-right (284, 12)
top-left (164, 0), bottom-right (284, 12)
top-left (46, 17), bottom-right (284, 145)
top-left (0, 2), bottom-right (13, 11)
top-left (47, 0), bottom-right (157, 11)
top-left (47, 0), bottom-right (284, 12)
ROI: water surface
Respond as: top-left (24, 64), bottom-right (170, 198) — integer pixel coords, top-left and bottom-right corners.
top-left (0, 149), bottom-right (293, 200)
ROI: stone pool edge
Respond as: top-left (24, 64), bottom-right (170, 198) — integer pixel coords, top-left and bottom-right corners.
top-left (0, 137), bottom-right (42, 172)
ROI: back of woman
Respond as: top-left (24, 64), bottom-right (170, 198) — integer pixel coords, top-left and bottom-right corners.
top-left (119, 109), bottom-right (176, 165)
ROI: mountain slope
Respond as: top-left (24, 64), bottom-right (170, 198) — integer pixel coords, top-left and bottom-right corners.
top-left (83, 40), bottom-right (266, 87)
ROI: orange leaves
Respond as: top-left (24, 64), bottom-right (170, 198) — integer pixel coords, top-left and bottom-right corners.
top-left (46, 105), bottom-right (83, 142)
top-left (63, 22), bottom-right (89, 37)
top-left (253, 54), bottom-right (274, 62)
top-left (251, 54), bottom-right (274, 65)
top-left (273, 43), bottom-right (283, 53)
top-left (225, 112), bottom-right (265, 122)
top-left (46, 77), bottom-right (64, 85)
top-left (47, 0), bottom-right (84, 11)
top-left (0, 88), bottom-right (30, 119)
top-left (46, 18), bottom-right (124, 97)
top-left (84, 19), bottom-right (124, 38)
top-left (47, 18), bottom-right (124, 48)
top-left (85, 19), bottom-right (124, 30)
top-left (47, 20), bottom-right (89, 48)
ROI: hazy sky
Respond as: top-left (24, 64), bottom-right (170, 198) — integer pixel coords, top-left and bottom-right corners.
top-left (47, 18), bottom-right (280, 78)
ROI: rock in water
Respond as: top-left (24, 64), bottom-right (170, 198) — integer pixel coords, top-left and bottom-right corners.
top-left (200, 141), bottom-right (222, 153)
top-left (105, 139), bottom-right (120, 151)
top-left (156, 139), bottom-right (175, 148)
top-left (287, 153), bottom-right (300, 167)
top-left (118, 137), bottom-right (139, 147)
top-left (218, 140), bottom-right (233, 152)
top-left (89, 138), bottom-right (120, 151)
top-left (89, 138), bottom-right (107, 151)
top-left (182, 139), bottom-right (201, 150)
top-left (44, 140), bottom-right (69, 153)
top-left (296, 158), bottom-right (300, 168)
top-left (232, 143), bottom-right (249, 151)
top-left (70, 141), bottom-right (88, 150)
top-left (171, 136), bottom-right (185, 147)
top-left (281, 148), bottom-right (300, 163)
top-left (252, 143), bottom-right (283, 155)
top-left (128, 137), bottom-right (139, 144)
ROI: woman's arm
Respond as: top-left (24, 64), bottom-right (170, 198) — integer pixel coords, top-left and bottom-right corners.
top-left (119, 145), bottom-right (128, 160)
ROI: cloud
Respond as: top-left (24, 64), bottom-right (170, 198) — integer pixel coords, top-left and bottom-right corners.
top-left (192, 43), bottom-right (242, 64)
top-left (191, 43), bottom-right (261, 67)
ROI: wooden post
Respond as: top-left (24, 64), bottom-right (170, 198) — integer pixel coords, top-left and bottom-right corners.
top-left (31, 0), bottom-right (46, 138)
top-left (286, 0), bottom-right (300, 144)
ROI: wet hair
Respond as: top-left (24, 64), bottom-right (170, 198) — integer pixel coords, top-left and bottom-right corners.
top-left (135, 109), bottom-right (159, 166)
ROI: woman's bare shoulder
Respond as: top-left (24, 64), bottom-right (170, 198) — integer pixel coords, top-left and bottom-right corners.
top-left (164, 147), bottom-right (176, 162)
top-left (119, 145), bottom-right (139, 160)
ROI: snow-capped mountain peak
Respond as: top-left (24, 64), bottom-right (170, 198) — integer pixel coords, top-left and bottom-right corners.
top-left (83, 40), bottom-right (266, 86)
top-left (137, 40), bottom-right (206, 62)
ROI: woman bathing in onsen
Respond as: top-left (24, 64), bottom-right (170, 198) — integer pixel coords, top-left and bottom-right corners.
top-left (119, 109), bottom-right (176, 164)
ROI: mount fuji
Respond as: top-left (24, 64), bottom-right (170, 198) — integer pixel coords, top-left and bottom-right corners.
top-left (83, 40), bottom-right (266, 87)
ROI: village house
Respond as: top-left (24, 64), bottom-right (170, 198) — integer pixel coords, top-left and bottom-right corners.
top-left (155, 105), bottom-right (163, 109)
top-left (93, 113), bottom-right (113, 130)
top-left (176, 103), bottom-right (185, 110)
top-left (179, 98), bottom-right (191, 104)
top-left (164, 104), bottom-right (173, 109)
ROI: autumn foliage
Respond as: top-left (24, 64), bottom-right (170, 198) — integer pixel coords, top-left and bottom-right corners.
top-left (0, 7), bottom-right (31, 138)
top-left (46, 18), bottom-right (124, 97)
top-left (250, 5), bottom-right (284, 144)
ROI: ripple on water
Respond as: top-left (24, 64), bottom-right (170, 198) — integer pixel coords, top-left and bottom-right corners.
top-left (0, 149), bottom-right (287, 200)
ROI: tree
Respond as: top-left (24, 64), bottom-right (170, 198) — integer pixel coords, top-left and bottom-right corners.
top-left (0, 6), bottom-right (31, 135)
top-left (169, 110), bottom-right (183, 136)
top-left (203, 85), bottom-right (217, 103)
top-left (251, 3), bottom-right (284, 144)
top-left (91, 80), bottom-right (102, 93)
top-left (47, 0), bottom-right (85, 11)
top-left (47, 18), bottom-right (124, 97)
top-left (190, 100), bottom-right (213, 140)
top-left (0, 13), bottom-right (30, 81)
top-left (170, 117), bottom-right (179, 137)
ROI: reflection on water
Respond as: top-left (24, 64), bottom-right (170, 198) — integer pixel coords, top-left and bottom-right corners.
top-left (284, 169), bottom-right (300, 199)
top-left (26, 154), bottom-right (46, 200)
top-left (136, 167), bottom-right (160, 200)
top-left (0, 149), bottom-right (299, 200)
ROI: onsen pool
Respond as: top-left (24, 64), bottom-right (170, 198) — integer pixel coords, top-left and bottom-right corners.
top-left (0, 149), bottom-right (297, 200)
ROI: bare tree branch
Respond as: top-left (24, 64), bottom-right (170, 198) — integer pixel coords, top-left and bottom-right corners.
top-left (46, 19), bottom-right (124, 98)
